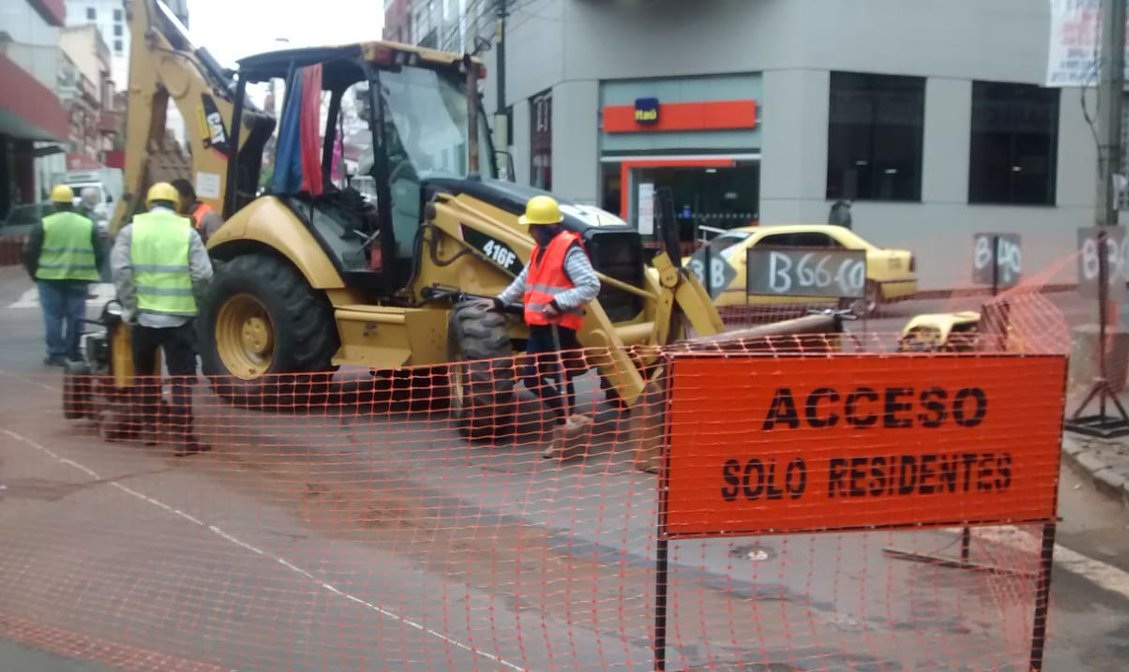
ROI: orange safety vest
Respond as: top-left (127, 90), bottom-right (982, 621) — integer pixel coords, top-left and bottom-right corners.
top-left (523, 230), bottom-right (586, 331)
top-left (190, 202), bottom-right (215, 231)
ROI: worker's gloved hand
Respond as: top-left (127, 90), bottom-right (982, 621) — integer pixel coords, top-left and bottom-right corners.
top-left (484, 298), bottom-right (505, 312)
top-left (542, 302), bottom-right (561, 319)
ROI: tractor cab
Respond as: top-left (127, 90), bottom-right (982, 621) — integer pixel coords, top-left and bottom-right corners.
top-left (231, 43), bottom-right (493, 295)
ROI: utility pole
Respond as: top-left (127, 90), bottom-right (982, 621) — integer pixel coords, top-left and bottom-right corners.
top-left (1096, 0), bottom-right (1126, 229)
top-left (494, 0), bottom-right (510, 175)
top-left (1067, 0), bottom-right (1129, 440)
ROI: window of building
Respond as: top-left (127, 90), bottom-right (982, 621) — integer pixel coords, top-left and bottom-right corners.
top-left (114, 9), bottom-right (123, 21)
top-left (530, 91), bottom-right (552, 191)
top-left (86, 7), bottom-right (96, 20)
top-left (114, 40), bottom-right (123, 53)
top-left (969, 82), bottom-right (1059, 206)
top-left (113, 25), bottom-right (122, 37)
top-left (827, 72), bottom-right (925, 202)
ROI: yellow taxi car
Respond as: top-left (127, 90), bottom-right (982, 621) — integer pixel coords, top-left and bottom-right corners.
top-left (683, 224), bottom-right (917, 315)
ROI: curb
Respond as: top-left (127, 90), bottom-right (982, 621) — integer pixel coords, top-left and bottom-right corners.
top-left (911, 284), bottom-right (1079, 301)
top-left (1062, 434), bottom-right (1129, 510)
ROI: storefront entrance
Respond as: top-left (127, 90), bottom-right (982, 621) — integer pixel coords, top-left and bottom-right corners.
top-left (602, 158), bottom-right (761, 252)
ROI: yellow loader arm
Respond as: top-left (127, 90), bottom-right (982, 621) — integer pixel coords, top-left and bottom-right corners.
top-left (112, 0), bottom-right (274, 236)
top-left (110, 1), bottom-right (275, 386)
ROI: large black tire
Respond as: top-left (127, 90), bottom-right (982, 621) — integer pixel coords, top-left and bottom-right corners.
top-left (62, 360), bottom-right (93, 420)
top-left (447, 301), bottom-right (516, 441)
top-left (199, 254), bottom-right (339, 408)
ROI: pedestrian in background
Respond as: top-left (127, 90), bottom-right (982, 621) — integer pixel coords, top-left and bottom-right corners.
top-left (828, 198), bottom-right (853, 229)
top-left (171, 178), bottom-right (223, 242)
top-left (22, 185), bottom-right (104, 366)
top-left (78, 187), bottom-right (112, 281)
top-left (111, 182), bottom-right (213, 456)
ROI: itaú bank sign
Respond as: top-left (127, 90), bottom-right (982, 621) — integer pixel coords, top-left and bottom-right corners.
top-left (604, 97), bottom-right (758, 133)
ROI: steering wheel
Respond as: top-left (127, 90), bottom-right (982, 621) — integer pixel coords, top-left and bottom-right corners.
top-left (389, 157), bottom-right (419, 185)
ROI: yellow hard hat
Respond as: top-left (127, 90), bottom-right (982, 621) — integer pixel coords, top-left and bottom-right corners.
top-left (518, 195), bottom-right (563, 229)
top-left (146, 182), bottom-right (181, 210)
top-left (50, 184), bottom-right (75, 204)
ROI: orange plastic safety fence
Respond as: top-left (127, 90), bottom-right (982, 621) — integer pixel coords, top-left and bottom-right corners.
top-left (0, 328), bottom-right (1065, 671)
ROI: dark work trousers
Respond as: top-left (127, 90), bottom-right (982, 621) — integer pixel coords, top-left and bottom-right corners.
top-left (524, 324), bottom-right (581, 424)
top-left (130, 321), bottom-right (199, 439)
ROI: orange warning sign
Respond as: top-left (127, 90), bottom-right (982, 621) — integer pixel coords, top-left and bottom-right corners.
top-left (661, 354), bottom-right (1067, 539)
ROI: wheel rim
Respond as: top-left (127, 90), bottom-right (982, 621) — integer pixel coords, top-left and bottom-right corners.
top-left (215, 293), bottom-right (275, 380)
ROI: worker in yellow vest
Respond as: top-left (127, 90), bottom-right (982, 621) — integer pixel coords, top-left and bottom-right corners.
top-left (110, 182), bottom-right (214, 456)
top-left (22, 184), bottom-right (105, 366)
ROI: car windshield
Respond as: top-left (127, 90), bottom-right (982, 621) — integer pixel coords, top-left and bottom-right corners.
top-left (377, 65), bottom-right (494, 180)
top-left (705, 231), bottom-right (752, 255)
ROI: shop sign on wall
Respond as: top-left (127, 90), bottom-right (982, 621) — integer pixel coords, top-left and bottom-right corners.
top-left (634, 98), bottom-right (660, 125)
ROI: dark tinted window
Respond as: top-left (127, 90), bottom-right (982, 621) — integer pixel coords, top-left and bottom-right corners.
top-left (827, 72), bottom-right (925, 202)
top-left (757, 232), bottom-right (839, 248)
top-left (706, 231), bottom-right (752, 254)
top-left (969, 82), bottom-right (1059, 205)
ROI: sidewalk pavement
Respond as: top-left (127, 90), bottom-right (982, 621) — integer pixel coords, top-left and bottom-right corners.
top-left (1063, 432), bottom-right (1129, 509)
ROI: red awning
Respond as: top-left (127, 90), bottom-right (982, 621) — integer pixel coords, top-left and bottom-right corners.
top-left (0, 53), bottom-right (68, 141)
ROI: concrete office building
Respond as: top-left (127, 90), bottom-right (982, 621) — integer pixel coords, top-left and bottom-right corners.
top-left (391, 0), bottom-right (1109, 290)
top-left (66, 0), bottom-right (189, 145)
top-left (0, 0), bottom-right (69, 215)
top-left (65, 0), bottom-right (188, 87)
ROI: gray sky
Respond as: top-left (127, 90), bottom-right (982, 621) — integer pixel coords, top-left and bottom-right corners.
top-left (187, 0), bottom-right (386, 66)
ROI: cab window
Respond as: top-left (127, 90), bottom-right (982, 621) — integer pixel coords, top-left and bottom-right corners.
top-left (756, 232), bottom-right (841, 248)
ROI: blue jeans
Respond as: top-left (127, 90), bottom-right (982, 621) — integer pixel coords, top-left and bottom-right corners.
top-left (38, 280), bottom-right (88, 359)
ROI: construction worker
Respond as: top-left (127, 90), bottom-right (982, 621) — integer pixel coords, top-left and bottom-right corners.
top-left (490, 196), bottom-right (601, 453)
top-left (111, 182), bottom-right (214, 456)
top-left (77, 187), bottom-right (111, 281)
top-left (171, 178), bottom-right (222, 242)
top-left (22, 184), bottom-right (105, 366)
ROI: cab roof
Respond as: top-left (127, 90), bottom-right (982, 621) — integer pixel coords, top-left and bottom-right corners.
top-left (237, 40), bottom-right (485, 83)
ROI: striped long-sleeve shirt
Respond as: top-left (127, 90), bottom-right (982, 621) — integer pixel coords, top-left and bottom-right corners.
top-left (497, 245), bottom-right (601, 311)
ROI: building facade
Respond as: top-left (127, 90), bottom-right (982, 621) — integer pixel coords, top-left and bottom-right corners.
top-left (65, 0), bottom-right (188, 146)
top-left (384, 0), bottom-right (493, 53)
top-left (0, 0), bottom-right (69, 215)
top-left (58, 24), bottom-right (118, 164)
top-left (390, 0), bottom-right (1112, 291)
top-left (65, 0), bottom-right (187, 88)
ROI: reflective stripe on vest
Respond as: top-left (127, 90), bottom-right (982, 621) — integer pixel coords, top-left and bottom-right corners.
top-left (36, 211), bottom-right (99, 281)
top-left (130, 211), bottom-right (197, 316)
top-left (191, 202), bottom-right (215, 230)
top-left (522, 230), bottom-right (585, 330)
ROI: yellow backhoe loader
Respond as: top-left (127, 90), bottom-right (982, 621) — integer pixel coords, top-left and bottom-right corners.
top-left (64, 0), bottom-right (848, 443)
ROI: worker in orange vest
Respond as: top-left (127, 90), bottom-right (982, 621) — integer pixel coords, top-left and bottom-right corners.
top-left (491, 196), bottom-right (601, 447)
top-left (171, 178), bottom-right (223, 242)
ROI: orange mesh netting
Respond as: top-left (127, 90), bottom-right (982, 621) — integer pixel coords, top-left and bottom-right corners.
top-left (0, 318), bottom-right (1066, 671)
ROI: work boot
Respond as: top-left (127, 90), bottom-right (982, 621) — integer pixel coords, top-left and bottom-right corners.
top-left (541, 414), bottom-right (593, 460)
top-left (43, 355), bottom-right (66, 367)
top-left (175, 435), bottom-right (212, 457)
